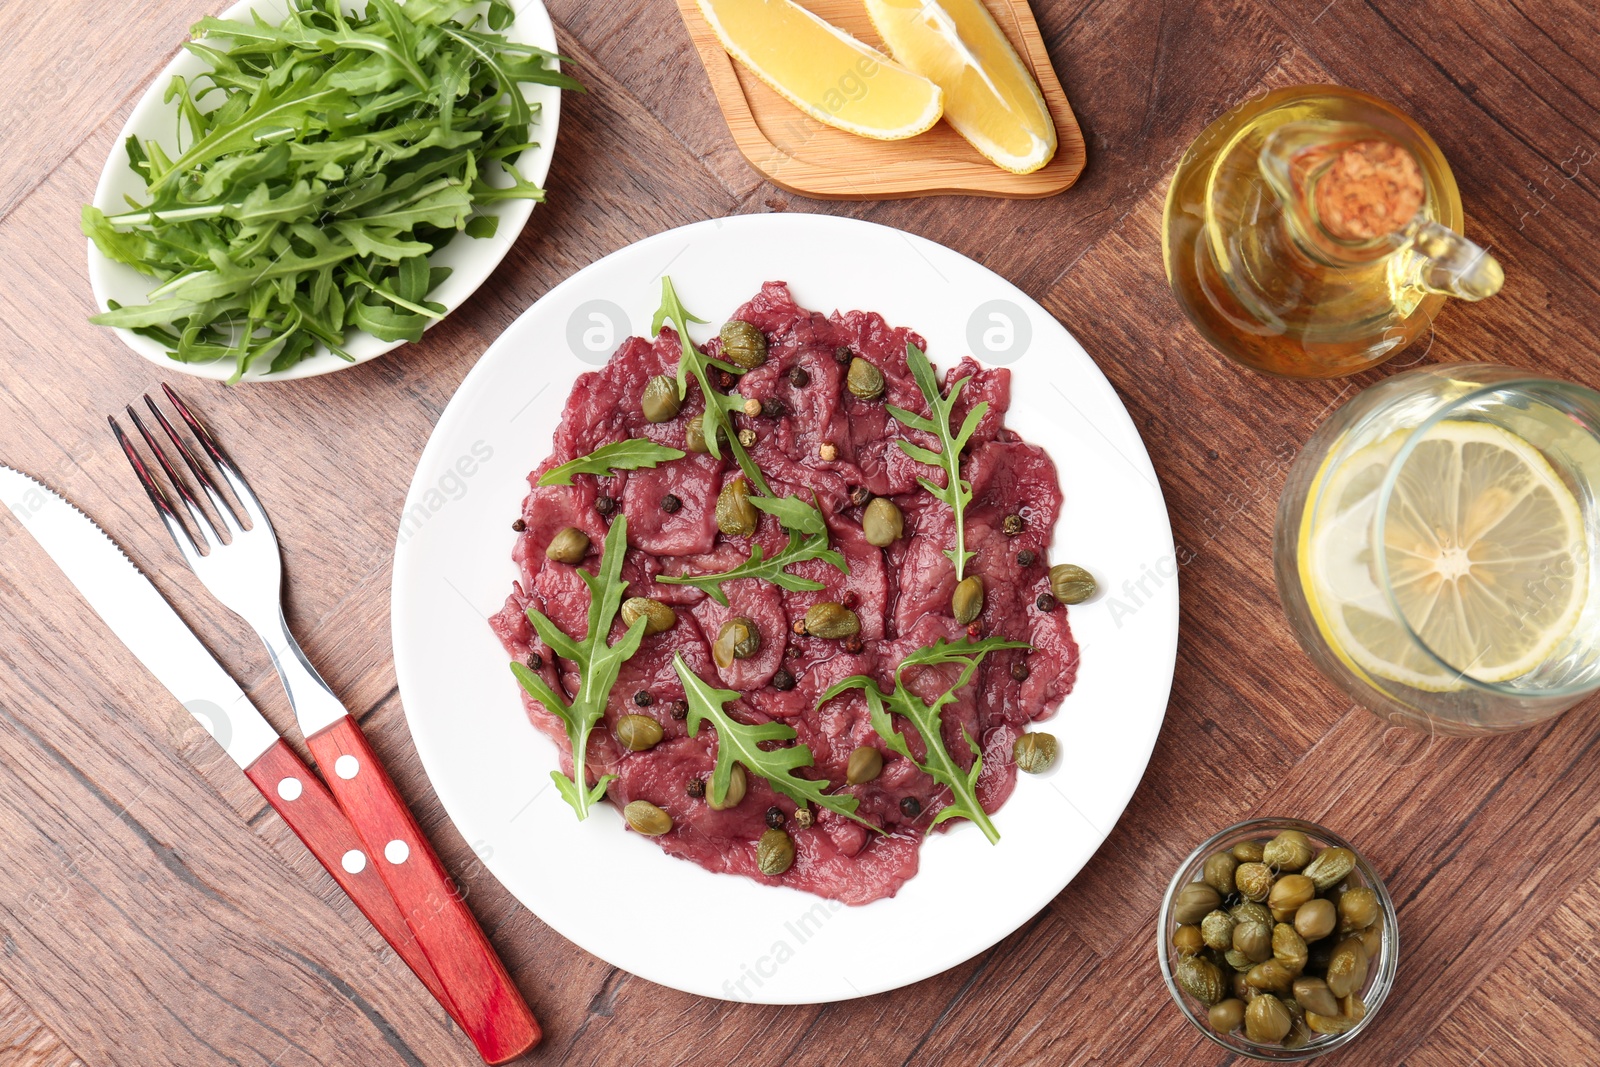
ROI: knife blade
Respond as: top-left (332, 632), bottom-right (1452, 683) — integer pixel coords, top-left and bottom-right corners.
top-left (0, 463), bottom-right (280, 767)
top-left (0, 463), bottom-right (453, 1014)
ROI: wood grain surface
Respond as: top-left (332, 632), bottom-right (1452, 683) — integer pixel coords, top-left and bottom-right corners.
top-left (673, 0), bottom-right (1087, 198)
top-left (0, 1), bottom-right (1597, 1065)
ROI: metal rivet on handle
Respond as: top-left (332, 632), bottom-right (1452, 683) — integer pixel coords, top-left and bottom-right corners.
top-left (341, 850), bottom-right (366, 874)
top-left (335, 755), bottom-right (359, 779)
top-left (384, 840), bottom-right (410, 865)
top-left (277, 777), bottom-right (303, 801)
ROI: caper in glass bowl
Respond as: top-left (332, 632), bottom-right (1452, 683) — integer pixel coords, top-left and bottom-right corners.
top-left (1157, 818), bottom-right (1398, 1061)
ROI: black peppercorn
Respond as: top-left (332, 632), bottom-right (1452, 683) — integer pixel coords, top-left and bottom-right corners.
top-left (633, 690), bottom-right (653, 707)
top-left (661, 494), bottom-right (681, 514)
top-left (1011, 660), bottom-right (1030, 682)
top-left (1017, 549), bottom-right (1036, 567)
top-left (525, 651), bottom-right (543, 670)
top-left (1036, 592), bottom-right (1058, 612)
top-left (686, 777), bottom-right (706, 799)
top-left (900, 796), bottom-right (922, 818)
top-left (716, 369), bottom-right (736, 390)
top-left (765, 806), bottom-right (786, 829)
top-left (848, 485), bottom-right (872, 508)
top-left (595, 495), bottom-right (618, 517)
top-left (761, 397), bottom-right (786, 418)
top-left (833, 346), bottom-right (852, 365)
top-left (772, 668), bottom-right (796, 691)
top-left (843, 634), bottom-right (864, 654)
top-left (1002, 514), bottom-right (1024, 536)
top-left (671, 699), bottom-right (689, 721)
top-left (511, 518), bottom-right (526, 532)
top-left (788, 365), bottom-right (810, 388)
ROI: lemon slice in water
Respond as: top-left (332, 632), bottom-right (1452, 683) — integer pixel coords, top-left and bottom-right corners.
top-left (697, 0), bottom-right (943, 141)
top-left (864, 0), bottom-right (1056, 173)
top-left (1303, 421), bottom-right (1587, 691)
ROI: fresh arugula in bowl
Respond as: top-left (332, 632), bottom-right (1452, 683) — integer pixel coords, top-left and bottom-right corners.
top-left (84, 0), bottom-right (581, 381)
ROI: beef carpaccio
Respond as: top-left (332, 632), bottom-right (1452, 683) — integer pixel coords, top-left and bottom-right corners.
top-left (491, 282), bottom-right (1079, 905)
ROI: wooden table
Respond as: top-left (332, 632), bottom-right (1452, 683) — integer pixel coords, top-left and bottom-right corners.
top-left (1, 1), bottom-right (1596, 1063)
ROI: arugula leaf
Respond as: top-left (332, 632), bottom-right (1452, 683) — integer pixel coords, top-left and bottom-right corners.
top-left (83, 0), bottom-right (580, 379)
top-left (674, 654), bottom-right (880, 831)
top-left (887, 344), bottom-right (988, 581)
top-left (649, 279), bottom-right (847, 593)
top-left (510, 516), bottom-right (648, 820)
top-left (820, 637), bottom-right (1028, 844)
top-left (537, 439), bottom-right (687, 487)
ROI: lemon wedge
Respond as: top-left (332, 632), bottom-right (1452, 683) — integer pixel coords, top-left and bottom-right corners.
top-left (1303, 421), bottom-right (1587, 691)
top-left (864, 0), bottom-right (1056, 173)
top-left (696, 0), bottom-right (943, 140)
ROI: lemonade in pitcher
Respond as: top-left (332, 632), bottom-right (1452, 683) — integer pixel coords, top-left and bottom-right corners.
top-left (1275, 365), bottom-right (1600, 734)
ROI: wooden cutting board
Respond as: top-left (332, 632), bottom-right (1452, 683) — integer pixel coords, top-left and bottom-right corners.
top-left (676, 0), bottom-right (1086, 199)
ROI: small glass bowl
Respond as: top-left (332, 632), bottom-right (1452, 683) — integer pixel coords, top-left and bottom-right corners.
top-left (1157, 818), bottom-right (1399, 1060)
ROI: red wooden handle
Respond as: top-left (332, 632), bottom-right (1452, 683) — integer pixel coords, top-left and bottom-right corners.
top-left (306, 715), bottom-right (540, 1064)
top-left (244, 739), bottom-right (450, 1007)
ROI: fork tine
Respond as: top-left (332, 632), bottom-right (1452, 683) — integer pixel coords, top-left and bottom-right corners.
top-left (125, 405), bottom-right (221, 551)
top-left (109, 415), bottom-right (205, 568)
top-left (143, 394), bottom-right (243, 537)
top-left (162, 383), bottom-right (269, 528)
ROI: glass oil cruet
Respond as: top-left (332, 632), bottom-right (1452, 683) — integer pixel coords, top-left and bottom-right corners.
top-left (1163, 84), bottom-right (1504, 378)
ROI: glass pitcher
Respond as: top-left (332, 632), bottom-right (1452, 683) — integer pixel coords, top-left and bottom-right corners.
top-left (1163, 84), bottom-right (1503, 378)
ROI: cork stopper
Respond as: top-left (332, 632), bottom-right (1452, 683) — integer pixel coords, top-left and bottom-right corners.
top-left (1313, 140), bottom-right (1424, 241)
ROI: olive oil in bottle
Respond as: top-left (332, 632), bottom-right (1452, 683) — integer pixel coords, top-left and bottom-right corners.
top-left (1163, 84), bottom-right (1502, 379)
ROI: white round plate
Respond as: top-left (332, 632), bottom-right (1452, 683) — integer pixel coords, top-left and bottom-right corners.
top-left (86, 0), bottom-right (561, 383)
top-left (392, 214), bottom-right (1178, 1004)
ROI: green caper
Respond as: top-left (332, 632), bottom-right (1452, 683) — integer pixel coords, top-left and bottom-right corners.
top-left (1232, 840), bottom-right (1266, 863)
top-left (1232, 920), bottom-right (1272, 963)
top-left (862, 497), bottom-right (904, 546)
top-left (712, 617), bottom-right (761, 669)
top-left (1175, 955), bottom-right (1225, 1006)
top-left (1208, 998), bottom-right (1245, 1034)
top-left (624, 800), bottom-right (672, 836)
top-left (1283, 1020), bottom-right (1312, 1050)
top-left (621, 597), bottom-right (676, 635)
top-left (1236, 862), bottom-right (1275, 902)
top-left (615, 714), bottom-right (663, 752)
top-left (1246, 960), bottom-right (1294, 994)
top-left (641, 375), bottom-right (682, 423)
top-left (1358, 922), bottom-right (1382, 960)
top-left (1262, 829), bottom-right (1314, 871)
top-left (1048, 564), bottom-right (1096, 605)
top-left (1231, 901), bottom-right (1273, 927)
top-left (1223, 948), bottom-right (1254, 972)
top-left (1281, 996), bottom-right (1305, 1022)
top-left (1341, 992), bottom-right (1367, 1021)
top-left (1230, 971), bottom-right (1250, 1000)
top-left (1013, 732), bottom-right (1057, 774)
top-left (1325, 937), bottom-right (1368, 998)
top-left (757, 828), bottom-right (795, 875)
top-left (952, 574), bottom-right (985, 624)
top-left (686, 411), bottom-right (730, 454)
top-left (1172, 925), bottom-right (1204, 956)
top-left (1295, 898), bottom-right (1337, 941)
top-left (1244, 994), bottom-right (1292, 1043)
top-left (1291, 976), bottom-right (1339, 1017)
top-left (716, 476), bottom-right (758, 537)
top-left (803, 602), bottom-right (860, 640)
top-left (1338, 887), bottom-right (1380, 931)
top-left (1201, 909), bottom-right (1234, 952)
top-left (1303, 846), bottom-right (1357, 892)
top-left (1273, 923), bottom-right (1309, 976)
top-left (1203, 852), bottom-right (1239, 898)
top-left (707, 764), bottom-right (747, 810)
top-left (1269, 874), bottom-right (1315, 914)
top-left (1172, 882), bottom-right (1222, 925)
top-left (1305, 1010), bottom-right (1358, 1036)
top-left (545, 526), bottom-right (590, 564)
top-left (846, 357), bottom-right (885, 400)
top-left (846, 745), bottom-right (883, 785)
top-left (720, 320), bottom-right (768, 369)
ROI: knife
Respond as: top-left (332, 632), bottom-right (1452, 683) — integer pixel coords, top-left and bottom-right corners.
top-left (0, 464), bottom-right (459, 1022)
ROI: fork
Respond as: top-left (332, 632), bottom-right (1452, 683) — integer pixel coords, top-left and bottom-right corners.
top-left (111, 385), bottom-right (539, 1064)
